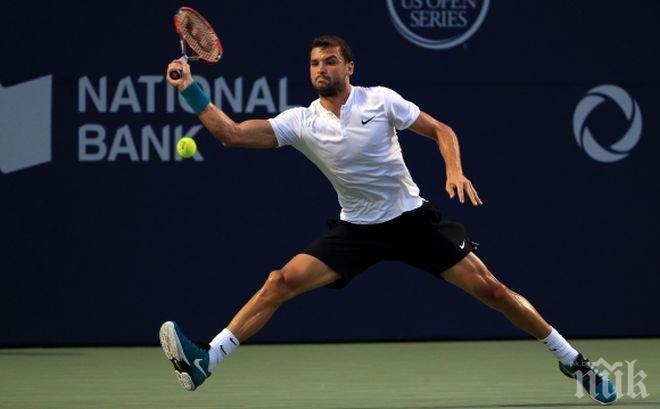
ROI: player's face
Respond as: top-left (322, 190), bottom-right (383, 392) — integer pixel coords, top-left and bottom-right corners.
top-left (309, 46), bottom-right (354, 97)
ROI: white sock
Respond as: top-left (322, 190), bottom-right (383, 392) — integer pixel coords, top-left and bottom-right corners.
top-left (540, 327), bottom-right (579, 366)
top-left (208, 328), bottom-right (240, 372)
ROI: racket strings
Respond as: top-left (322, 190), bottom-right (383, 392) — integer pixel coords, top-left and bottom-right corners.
top-left (178, 11), bottom-right (221, 62)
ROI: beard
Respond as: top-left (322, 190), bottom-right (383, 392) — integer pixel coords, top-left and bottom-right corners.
top-left (312, 76), bottom-right (346, 97)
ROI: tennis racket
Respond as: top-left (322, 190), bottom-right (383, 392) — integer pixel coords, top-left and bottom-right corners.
top-left (169, 7), bottom-right (223, 80)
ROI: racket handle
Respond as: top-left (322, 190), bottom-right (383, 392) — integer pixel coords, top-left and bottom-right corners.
top-left (169, 70), bottom-right (183, 80)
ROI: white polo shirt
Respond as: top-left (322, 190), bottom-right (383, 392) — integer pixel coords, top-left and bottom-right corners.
top-left (268, 85), bottom-right (424, 224)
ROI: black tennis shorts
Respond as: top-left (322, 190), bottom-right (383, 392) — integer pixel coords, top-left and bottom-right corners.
top-left (302, 201), bottom-right (477, 289)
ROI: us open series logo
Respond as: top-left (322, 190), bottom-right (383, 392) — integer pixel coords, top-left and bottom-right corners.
top-left (387, 0), bottom-right (490, 50)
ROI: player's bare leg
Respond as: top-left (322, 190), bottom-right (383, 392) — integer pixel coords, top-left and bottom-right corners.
top-left (440, 252), bottom-right (551, 339)
top-left (159, 254), bottom-right (340, 391)
top-left (227, 254), bottom-right (341, 341)
top-left (441, 253), bottom-right (617, 405)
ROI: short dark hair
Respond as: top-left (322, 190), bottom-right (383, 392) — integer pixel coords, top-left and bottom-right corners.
top-left (309, 35), bottom-right (354, 63)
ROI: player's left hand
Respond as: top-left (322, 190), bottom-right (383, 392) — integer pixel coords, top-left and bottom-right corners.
top-left (446, 173), bottom-right (483, 206)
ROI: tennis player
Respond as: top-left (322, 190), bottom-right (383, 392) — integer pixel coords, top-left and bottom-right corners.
top-left (160, 35), bottom-right (616, 405)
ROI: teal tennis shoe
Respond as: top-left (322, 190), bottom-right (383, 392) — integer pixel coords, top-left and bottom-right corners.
top-left (559, 353), bottom-right (618, 405)
top-left (159, 321), bottom-right (211, 391)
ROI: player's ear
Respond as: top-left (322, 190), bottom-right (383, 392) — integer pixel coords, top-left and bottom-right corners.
top-left (347, 61), bottom-right (355, 76)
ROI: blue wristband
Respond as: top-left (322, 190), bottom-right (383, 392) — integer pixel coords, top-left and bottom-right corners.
top-left (180, 81), bottom-right (211, 114)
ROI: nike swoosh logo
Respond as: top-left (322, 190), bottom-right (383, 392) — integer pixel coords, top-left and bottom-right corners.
top-left (361, 115), bottom-right (376, 125)
top-left (459, 240), bottom-right (466, 249)
top-left (193, 358), bottom-right (208, 378)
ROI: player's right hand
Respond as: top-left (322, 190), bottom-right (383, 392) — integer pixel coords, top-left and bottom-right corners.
top-left (166, 58), bottom-right (193, 92)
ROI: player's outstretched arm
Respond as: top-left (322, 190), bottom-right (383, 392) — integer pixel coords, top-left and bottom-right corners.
top-left (409, 111), bottom-right (483, 206)
top-left (198, 106), bottom-right (278, 149)
top-left (165, 59), bottom-right (278, 149)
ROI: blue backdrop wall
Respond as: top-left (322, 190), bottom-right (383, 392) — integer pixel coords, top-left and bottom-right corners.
top-left (1, 0), bottom-right (658, 346)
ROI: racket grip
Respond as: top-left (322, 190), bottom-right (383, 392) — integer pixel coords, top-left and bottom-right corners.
top-left (169, 70), bottom-right (183, 80)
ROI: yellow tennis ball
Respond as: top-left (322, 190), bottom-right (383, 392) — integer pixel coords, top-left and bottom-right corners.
top-left (177, 137), bottom-right (197, 158)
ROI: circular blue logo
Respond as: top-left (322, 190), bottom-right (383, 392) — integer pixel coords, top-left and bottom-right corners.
top-left (573, 85), bottom-right (642, 163)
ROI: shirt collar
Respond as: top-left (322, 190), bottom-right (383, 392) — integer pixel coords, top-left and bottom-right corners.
top-left (315, 85), bottom-right (355, 119)
top-left (342, 85), bottom-right (355, 110)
